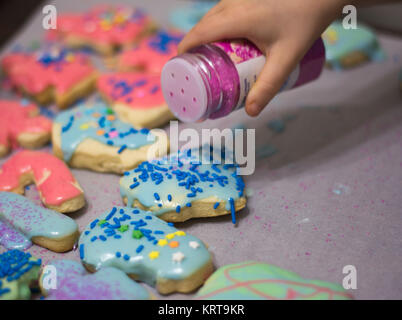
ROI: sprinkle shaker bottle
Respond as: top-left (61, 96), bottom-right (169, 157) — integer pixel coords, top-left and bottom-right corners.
top-left (161, 38), bottom-right (325, 122)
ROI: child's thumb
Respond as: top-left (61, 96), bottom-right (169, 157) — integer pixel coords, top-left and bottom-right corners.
top-left (246, 46), bottom-right (297, 116)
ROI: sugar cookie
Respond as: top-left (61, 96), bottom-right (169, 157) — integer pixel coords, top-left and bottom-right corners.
top-left (117, 30), bottom-right (183, 73)
top-left (195, 261), bottom-right (353, 300)
top-left (322, 21), bottom-right (383, 70)
top-left (79, 206), bottom-right (213, 294)
top-left (169, 2), bottom-right (215, 33)
top-left (51, 5), bottom-right (156, 56)
top-left (0, 99), bottom-right (52, 158)
top-left (52, 103), bottom-right (169, 174)
top-left (0, 151), bottom-right (85, 213)
top-left (0, 249), bottom-right (42, 300)
top-left (0, 192), bottom-right (79, 252)
top-left (1, 47), bottom-right (97, 109)
top-left (39, 259), bottom-right (151, 300)
top-left (120, 148), bottom-right (246, 223)
top-left (97, 72), bottom-right (174, 128)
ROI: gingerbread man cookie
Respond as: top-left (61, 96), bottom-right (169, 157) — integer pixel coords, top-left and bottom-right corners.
top-left (120, 148), bottom-right (246, 223)
top-left (196, 261), bottom-right (353, 300)
top-left (1, 47), bottom-right (97, 109)
top-left (97, 72), bottom-right (174, 128)
top-left (79, 206), bottom-right (213, 294)
top-left (0, 192), bottom-right (79, 252)
top-left (0, 99), bottom-right (52, 158)
top-left (117, 30), bottom-right (183, 73)
top-left (0, 249), bottom-right (42, 300)
top-left (51, 5), bottom-right (156, 56)
top-left (0, 150), bottom-right (85, 213)
top-left (39, 259), bottom-right (151, 300)
top-left (52, 102), bottom-right (169, 174)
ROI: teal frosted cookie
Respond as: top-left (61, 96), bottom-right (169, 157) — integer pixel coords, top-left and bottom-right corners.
top-left (0, 192), bottom-right (79, 252)
top-left (40, 259), bottom-right (151, 300)
top-left (195, 261), bottom-right (353, 300)
top-left (169, 2), bottom-right (216, 32)
top-left (120, 148), bottom-right (246, 223)
top-left (52, 102), bottom-right (168, 174)
top-left (322, 21), bottom-right (384, 70)
top-left (0, 249), bottom-right (42, 300)
top-left (78, 206), bottom-right (214, 294)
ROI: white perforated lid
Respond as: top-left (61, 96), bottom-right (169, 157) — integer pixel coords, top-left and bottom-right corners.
top-left (161, 57), bottom-right (209, 122)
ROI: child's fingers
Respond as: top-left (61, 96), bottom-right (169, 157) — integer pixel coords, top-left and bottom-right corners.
top-left (178, 12), bottom-right (245, 53)
top-left (245, 44), bottom-right (298, 116)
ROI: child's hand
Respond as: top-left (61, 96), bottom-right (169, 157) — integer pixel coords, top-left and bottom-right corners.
top-left (178, 0), bottom-right (348, 116)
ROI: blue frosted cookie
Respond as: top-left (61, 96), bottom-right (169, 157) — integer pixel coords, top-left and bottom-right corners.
top-left (78, 206), bottom-right (214, 294)
top-left (52, 102), bottom-right (168, 174)
top-left (40, 259), bottom-right (151, 300)
top-left (169, 2), bottom-right (216, 32)
top-left (0, 249), bottom-right (42, 300)
top-left (120, 148), bottom-right (246, 223)
top-left (322, 21), bottom-right (384, 70)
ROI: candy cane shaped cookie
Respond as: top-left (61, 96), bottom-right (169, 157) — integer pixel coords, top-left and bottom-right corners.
top-left (0, 151), bottom-right (85, 213)
top-left (39, 260), bottom-right (151, 300)
top-left (79, 206), bottom-right (213, 294)
top-left (0, 192), bottom-right (79, 252)
top-left (0, 100), bottom-right (52, 158)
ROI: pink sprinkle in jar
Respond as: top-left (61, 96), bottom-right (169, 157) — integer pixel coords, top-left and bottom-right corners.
top-left (161, 38), bottom-right (325, 122)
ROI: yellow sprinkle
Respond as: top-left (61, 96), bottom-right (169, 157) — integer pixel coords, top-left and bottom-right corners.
top-left (149, 251), bottom-right (160, 260)
top-left (114, 14), bottom-right (125, 24)
top-left (166, 233), bottom-right (175, 240)
top-left (175, 231), bottom-right (186, 237)
top-left (100, 20), bottom-right (111, 30)
top-left (323, 28), bottom-right (338, 44)
top-left (80, 123), bottom-right (89, 130)
top-left (157, 239), bottom-right (168, 247)
top-left (65, 53), bottom-right (75, 62)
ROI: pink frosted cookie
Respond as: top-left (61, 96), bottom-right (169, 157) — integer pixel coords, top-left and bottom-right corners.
top-left (50, 5), bottom-right (155, 56)
top-left (39, 260), bottom-right (151, 300)
top-left (1, 48), bottom-right (97, 109)
top-left (117, 30), bottom-right (183, 73)
top-left (0, 150), bottom-right (85, 213)
top-left (97, 72), bottom-right (174, 128)
top-left (0, 99), bottom-right (52, 158)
